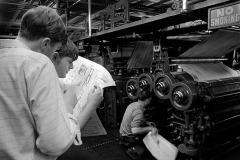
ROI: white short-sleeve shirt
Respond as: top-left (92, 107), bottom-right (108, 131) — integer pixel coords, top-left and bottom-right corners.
top-left (0, 39), bottom-right (81, 160)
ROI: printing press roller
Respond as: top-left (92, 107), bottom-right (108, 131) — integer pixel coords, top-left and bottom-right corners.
top-left (126, 72), bottom-right (156, 100)
top-left (126, 72), bottom-right (240, 158)
top-left (153, 72), bottom-right (194, 100)
top-left (153, 73), bottom-right (177, 100)
top-left (137, 73), bottom-right (154, 92)
top-left (170, 76), bottom-right (240, 111)
top-left (126, 78), bottom-right (139, 100)
top-left (169, 58), bottom-right (228, 64)
top-left (126, 73), bottom-right (155, 100)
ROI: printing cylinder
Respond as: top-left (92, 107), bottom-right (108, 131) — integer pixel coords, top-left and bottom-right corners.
top-left (126, 78), bottom-right (139, 100)
top-left (137, 73), bottom-right (154, 92)
top-left (153, 73), bottom-right (177, 100)
top-left (174, 72), bottom-right (194, 82)
top-left (170, 82), bottom-right (198, 111)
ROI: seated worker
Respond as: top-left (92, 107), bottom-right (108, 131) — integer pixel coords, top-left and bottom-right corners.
top-left (119, 90), bottom-right (158, 160)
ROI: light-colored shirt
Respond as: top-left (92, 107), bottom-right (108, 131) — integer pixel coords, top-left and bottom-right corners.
top-left (120, 102), bottom-right (145, 136)
top-left (0, 39), bottom-right (81, 160)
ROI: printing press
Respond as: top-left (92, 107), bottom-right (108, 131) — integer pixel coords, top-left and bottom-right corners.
top-left (125, 30), bottom-right (240, 160)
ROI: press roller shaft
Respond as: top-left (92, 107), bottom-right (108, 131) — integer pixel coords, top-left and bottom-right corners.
top-left (170, 58), bottom-right (228, 64)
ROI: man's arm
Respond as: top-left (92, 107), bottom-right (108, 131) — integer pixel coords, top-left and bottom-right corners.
top-left (130, 108), bottom-right (158, 135)
top-left (77, 86), bottom-right (103, 129)
top-left (131, 126), bottom-right (154, 135)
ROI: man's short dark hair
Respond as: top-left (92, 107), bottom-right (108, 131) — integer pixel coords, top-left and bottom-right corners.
top-left (138, 90), bottom-right (152, 101)
top-left (19, 6), bottom-right (67, 46)
top-left (58, 39), bottom-right (78, 61)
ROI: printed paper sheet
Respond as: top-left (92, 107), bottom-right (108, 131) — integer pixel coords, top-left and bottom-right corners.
top-left (143, 132), bottom-right (178, 160)
top-left (179, 62), bottom-right (240, 82)
top-left (81, 111), bottom-right (107, 137)
top-left (178, 30), bottom-right (240, 82)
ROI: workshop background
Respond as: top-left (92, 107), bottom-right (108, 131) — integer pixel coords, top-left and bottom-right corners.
top-left (1, 0), bottom-right (240, 160)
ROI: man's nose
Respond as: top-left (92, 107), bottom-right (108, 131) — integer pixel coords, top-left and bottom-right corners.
top-left (70, 63), bottom-right (74, 69)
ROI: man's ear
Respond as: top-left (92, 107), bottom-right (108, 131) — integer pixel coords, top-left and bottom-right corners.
top-left (40, 38), bottom-right (51, 55)
top-left (52, 52), bottom-right (60, 63)
top-left (41, 38), bottom-right (50, 48)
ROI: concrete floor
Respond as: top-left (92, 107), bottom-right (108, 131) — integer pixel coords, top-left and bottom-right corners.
top-left (56, 128), bottom-right (155, 160)
top-left (56, 128), bottom-right (240, 160)
top-left (56, 129), bottom-right (133, 160)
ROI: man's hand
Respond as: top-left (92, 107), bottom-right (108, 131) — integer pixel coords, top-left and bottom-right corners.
top-left (146, 121), bottom-right (156, 127)
top-left (150, 127), bottom-right (158, 135)
top-left (87, 85), bottom-right (104, 109)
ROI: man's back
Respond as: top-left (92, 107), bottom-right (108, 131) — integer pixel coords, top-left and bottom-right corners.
top-left (0, 39), bottom-right (74, 160)
top-left (120, 102), bottom-right (145, 136)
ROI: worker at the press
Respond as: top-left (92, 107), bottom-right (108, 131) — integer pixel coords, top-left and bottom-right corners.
top-left (0, 5), bottom-right (102, 160)
top-left (119, 90), bottom-right (158, 159)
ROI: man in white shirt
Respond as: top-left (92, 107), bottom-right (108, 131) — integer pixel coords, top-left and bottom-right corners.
top-left (0, 5), bottom-right (102, 160)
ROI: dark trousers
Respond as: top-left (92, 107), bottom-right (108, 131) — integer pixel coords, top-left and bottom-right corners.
top-left (119, 135), bottom-right (147, 159)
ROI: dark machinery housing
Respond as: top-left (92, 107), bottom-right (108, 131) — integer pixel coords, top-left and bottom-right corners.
top-left (124, 25), bottom-right (240, 160)
top-left (126, 65), bottom-right (240, 159)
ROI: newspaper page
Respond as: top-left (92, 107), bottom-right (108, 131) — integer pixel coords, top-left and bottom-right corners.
top-left (81, 111), bottom-right (107, 137)
top-left (61, 56), bottom-right (115, 137)
top-left (143, 132), bottom-right (178, 160)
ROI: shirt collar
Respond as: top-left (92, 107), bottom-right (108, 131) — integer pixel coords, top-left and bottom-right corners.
top-left (0, 38), bottom-right (31, 50)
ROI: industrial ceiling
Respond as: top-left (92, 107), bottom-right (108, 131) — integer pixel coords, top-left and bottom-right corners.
top-left (0, 0), bottom-right (239, 41)
top-left (0, 0), bottom-right (206, 38)
top-left (0, 0), bottom-right (109, 38)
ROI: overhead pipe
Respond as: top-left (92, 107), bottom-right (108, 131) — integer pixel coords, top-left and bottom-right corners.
top-left (0, 35), bottom-right (17, 39)
top-left (68, 0), bottom-right (81, 9)
top-left (88, 0), bottom-right (91, 37)
top-left (0, 21), bottom-right (20, 26)
top-left (67, 26), bottom-right (85, 30)
top-left (0, 2), bottom-right (26, 6)
top-left (29, 0), bottom-right (36, 5)
top-left (65, 8), bottom-right (68, 29)
top-left (182, 0), bottom-right (187, 10)
top-left (43, 0), bottom-right (51, 5)
top-left (68, 0), bottom-right (105, 9)
top-left (73, 1), bottom-right (106, 7)
top-left (169, 58), bottom-right (228, 64)
top-left (182, 0), bottom-right (188, 13)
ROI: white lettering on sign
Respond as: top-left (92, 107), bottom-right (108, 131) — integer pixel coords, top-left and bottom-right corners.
top-left (216, 7), bottom-right (234, 17)
top-left (209, 3), bottom-right (240, 28)
top-left (211, 14), bottom-right (240, 26)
